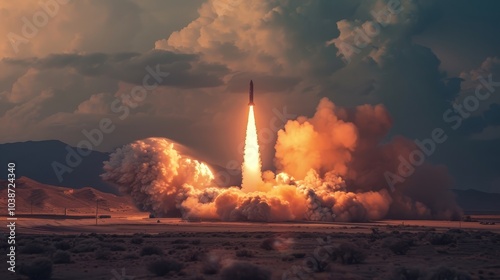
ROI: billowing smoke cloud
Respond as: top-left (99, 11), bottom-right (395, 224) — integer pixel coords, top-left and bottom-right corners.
top-left (275, 98), bottom-right (358, 179)
top-left (275, 98), bottom-right (461, 220)
top-left (102, 98), bottom-right (460, 222)
top-left (101, 138), bottom-right (215, 216)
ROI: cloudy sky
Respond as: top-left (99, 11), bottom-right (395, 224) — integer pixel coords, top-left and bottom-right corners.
top-left (1, 0), bottom-right (499, 192)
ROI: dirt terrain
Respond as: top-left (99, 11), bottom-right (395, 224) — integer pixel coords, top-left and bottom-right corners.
top-left (1, 217), bottom-right (500, 280)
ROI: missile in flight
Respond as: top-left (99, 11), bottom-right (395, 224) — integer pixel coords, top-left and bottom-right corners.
top-left (249, 80), bottom-right (254, 106)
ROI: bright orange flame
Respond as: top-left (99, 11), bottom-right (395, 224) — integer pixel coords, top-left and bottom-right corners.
top-left (242, 105), bottom-right (263, 192)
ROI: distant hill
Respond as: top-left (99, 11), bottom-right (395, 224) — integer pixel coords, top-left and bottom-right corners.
top-left (0, 177), bottom-right (138, 215)
top-left (453, 189), bottom-right (500, 214)
top-left (0, 140), bottom-right (116, 193)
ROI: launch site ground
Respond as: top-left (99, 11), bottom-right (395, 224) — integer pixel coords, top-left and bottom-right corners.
top-left (2, 216), bottom-right (500, 279)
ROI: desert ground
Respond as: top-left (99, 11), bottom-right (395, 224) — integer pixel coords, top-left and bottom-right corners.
top-left (1, 215), bottom-right (500, 280)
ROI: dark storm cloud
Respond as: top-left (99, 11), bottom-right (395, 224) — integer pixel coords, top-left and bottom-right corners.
top-left (460, 116), bottom-right (488, 135)
top-left (485, 103), bottom-right (500, 126)
top-left (443, 78), bottom-right (464, 102)
top-left (460, 103), bottom-right (500, 135)
top-left (415, 0), bottom-right (500, 75)
top-left (3, 50), bottom-right (229, 88)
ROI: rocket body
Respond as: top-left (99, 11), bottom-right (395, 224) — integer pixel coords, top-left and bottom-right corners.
top-left (249, 80), bottom-right (254, 105)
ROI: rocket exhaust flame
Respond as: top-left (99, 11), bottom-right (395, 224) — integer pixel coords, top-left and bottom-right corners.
top-left (242, 80), bottom-right (262, 192)
top-left (242, 104), bottom-right (262, 191)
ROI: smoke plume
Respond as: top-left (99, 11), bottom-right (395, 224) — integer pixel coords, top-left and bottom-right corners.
top-left (275, 98), bottom-right (461, 220)
top-left (102, 98), bottom-right (461, 222)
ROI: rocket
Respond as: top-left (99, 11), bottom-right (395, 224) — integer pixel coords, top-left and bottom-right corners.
top-left (248, 80), bottom-right (254, 106)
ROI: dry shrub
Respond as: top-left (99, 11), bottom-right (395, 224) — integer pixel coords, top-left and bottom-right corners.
top-left (131, 236), bottom-right (144, 244)
top-left (141, 245), bottom-right (163, 256)
top-left (52, 250), bottom-right (71, 264)
top-left (260, 238), bottom-right (276, 250)
top-left (429, 233), bottom-right (455, 245)
top-left (71, 239), bottom-right (97, 253)
top-left (95, 249), bottom-right (111, 260)
top-left (147, 258), bottom-right (183, 276)
top-left (334, 242), bottom-right (366, 264)
top-left (191, 239), bottom-right (201, 245)
top-left (220, 262), bottom-right (271, 280)
top-left (428, 266), bottom-right (471, 280)
top-left (18, 258), bottom-right (52, 280)
top-left (20, 242), bottom-right (48, 254)
top-left (54, 241), bottom-right (71, 251)
top-left (201, 254), bottom-right (222, 275)
top-left (389, 266), bottom-right (423, 280)
top-left (387, 239), bottom-right (413, 255)
top-left (236, 249), bottom-right (254, 258)
top-left (103, 243), bottom-right (126, 251)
